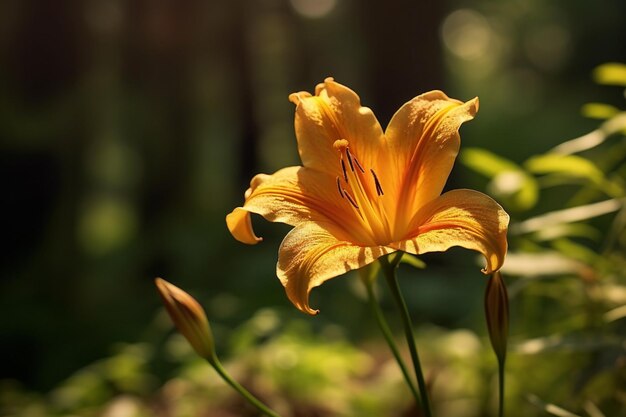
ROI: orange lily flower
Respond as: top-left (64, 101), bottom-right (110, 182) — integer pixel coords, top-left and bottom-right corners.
top-left (227, 78), bottom-right (509, 315)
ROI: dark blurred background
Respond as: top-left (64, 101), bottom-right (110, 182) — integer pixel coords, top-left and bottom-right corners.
top-left (1, 0), bottom-right (624, 400)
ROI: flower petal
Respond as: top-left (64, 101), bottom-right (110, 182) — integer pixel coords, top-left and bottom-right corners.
top-left (226, 207), bottom-right (262, 244)
top-left (226, 166), bottom-right (365, 244)
top-left (384, 91), bottom-right (479, 233)
top-left (277, 221), bottom-right (395, 315)
top-left (289, 78), bottom-right (385, 177)
top-left (391, 189), bottom-right (509, 273)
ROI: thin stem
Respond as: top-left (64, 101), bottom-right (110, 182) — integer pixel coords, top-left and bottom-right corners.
top-left (210, 358), bottom-right (283, 417)
top-left (498, 359), bottom-right (505, 417)
top-left (380, 257), bottom-right (433, 417)
top-left (364, 280), bottom-right (421, 404)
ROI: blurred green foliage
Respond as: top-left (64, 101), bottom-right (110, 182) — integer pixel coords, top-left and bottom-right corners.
top-left (1, 0), bottom-right (625, 416)
top-left (459, 62), bottom-right (626, 416)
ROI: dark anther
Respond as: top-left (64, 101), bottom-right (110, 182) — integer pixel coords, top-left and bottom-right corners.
top-left (345, 148), bottom-right (355, 172)
top-left (336, 177), bottom-right (344, 198)
top-left (341, 159), bottom-right (348, 182)
top-left (344, 191), bottom-right (359, 209)
top-left (354, 157), bottom-right (366, 174)
top-left (371, 169), bottom-right (384, 196)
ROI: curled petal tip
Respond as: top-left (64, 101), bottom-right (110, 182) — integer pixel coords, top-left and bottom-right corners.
top-left (457, 96), bottom-right (480, 122)
top-left (288, 91), bottom-right (311, 106)
top-left (226, 208), bottom-right (263, 245)
top-left (469, 96), bottom-right (479, 114)
top-left (294, 302), bottom-right (320, 315)
top-left (481, 266), bottom-right (495, 275)
top-left (304, 306), bottom-right (320, 316)
top-left (287, 289), bottom-right (320, 316)
top-left (314, 82), bottom-right (326, 96)
top-left (481, 254), bottom-right (503, 275)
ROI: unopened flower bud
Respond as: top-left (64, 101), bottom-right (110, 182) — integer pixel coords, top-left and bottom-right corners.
top-left (484, 271), bottom-right (509, 363)
top-left (155, 278), bottom-right (216, 362)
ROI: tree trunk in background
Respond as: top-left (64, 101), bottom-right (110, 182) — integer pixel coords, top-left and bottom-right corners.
top-left (232, 0), bottom-right (259, 188)
top-left (359, 1), bottom-right (444, 125)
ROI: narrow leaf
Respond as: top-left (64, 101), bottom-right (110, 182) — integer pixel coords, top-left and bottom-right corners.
top-left (525, 154), bottom-right (605, 185)
top-left (581, 102), bottom-right (620, 120)
top-left (460, 148), bottom-right (522, 178)
top-left (593, 62), bottom-right (626, 86)
top-left (461, 148), bottom-right (538, 210)
top-left (399, 253), bottom-right (427, 269)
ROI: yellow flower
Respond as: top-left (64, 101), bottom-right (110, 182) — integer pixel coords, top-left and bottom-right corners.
top-left (226, 78), bottom-right (509, 315)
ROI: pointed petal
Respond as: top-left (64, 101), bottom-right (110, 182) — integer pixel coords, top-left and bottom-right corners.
top-left (385, 92), bottom-right (479, 228)
top-left (289, 78), bottom-right (385, 176)
top-left (226, 207), bottom-right (263, 244)
top-left (226, 166), bottom-right (363, 244)
top-left (391, 189), bottom-right (509, 273)
top-left (277, 221), bottom-right (395, 315)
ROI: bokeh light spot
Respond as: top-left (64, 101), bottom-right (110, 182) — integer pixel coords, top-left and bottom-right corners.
top-left (290, 0), bottom-right (337, 19)
top-left (524, 23), bottom-right (571, 71)
top-left (78, 196), bottom-right (137, 256)
top-left (441, 9), bottom-right (492, 60)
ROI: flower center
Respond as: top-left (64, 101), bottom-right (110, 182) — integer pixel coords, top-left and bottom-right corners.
top-left (333, 139), bottom-right (391, 244)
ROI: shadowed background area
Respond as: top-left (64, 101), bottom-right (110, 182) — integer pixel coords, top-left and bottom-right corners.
top-left (1, 0), bottom-right (625, 416)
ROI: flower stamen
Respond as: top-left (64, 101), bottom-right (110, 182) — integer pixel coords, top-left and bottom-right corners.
top-left (343, 190), bottom-right (360, 209)
top-left (345, 147), bottom-right (355, 172)
top-left (332, 139), bottom-right (392, 243)
top-left (341, 159), bottom-right (348, 182)
top-left (336, 177), bottom-right (344, 198)
top-left (353, 156), bottom-right (366, 174)
top-left (371, 169), bottom-right (384, 196)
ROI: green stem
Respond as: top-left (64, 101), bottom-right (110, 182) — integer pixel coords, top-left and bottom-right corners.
top-left (210, 358), bottom-right (283, 417)
top-left (364, 280), bottom-right (421, 405)
top-left (380, 256), bottom-right (433, 417)
top-left (497, 358), bottom-right (505, 417)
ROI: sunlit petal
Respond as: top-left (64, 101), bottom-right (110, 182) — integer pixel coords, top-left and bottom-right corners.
top-left (392, 189), bottom-right (509, 273)
top-left (385, 92), bottom-right (479, 233)
top-left (226, 207), bottom-right (262, 244)
top-left (226, 166), bottom-right (364, 244)
top-left (289, 78), bottom-right (385, 177)
top-left (277, 221), bottom-right (395, 315)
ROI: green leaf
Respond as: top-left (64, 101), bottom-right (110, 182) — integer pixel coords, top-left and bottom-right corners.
top-left (524, 154), bottom-right (605, 185)
top-left (461, 148), bottom-right (539, 211)
top-left (526, 153), bottom-right (625, 196)
top-left (593, 62), bottom-right (626, 86)
top-left (550, 113), bottom-right (626, 154)
top-left (551, 238), bottom-right (601, 266)
top-left (532, 223), bottom-right (601, 242)
top-left (460, 148), bottom-right (521, 178)
top-left (488, 171), bottom-right (539, 211)
top-left (527, 394), bottom-right (583, 417)
top-left (581, 102), bottom-right (620, 120)
top-left (513, 199), bottom-right (622, 234)
top-left (399, 253), bottom-right (426, 269)
top-left (358, 261), bottom-right (381, 285)
top-left (500, 251), bottom-right (584, 277)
